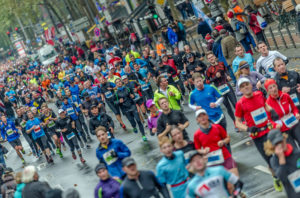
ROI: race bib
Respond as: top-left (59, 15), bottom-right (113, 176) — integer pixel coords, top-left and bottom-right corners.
top-left (251, 107), bottom-right (268, 125)
top-left (103, 150), bottom-right (118, 165)
top-left (66, 132), bottom-right (75, 140)
top-left (105, 91), bottom-right (113, 99)
top-left (173, 76), bottom-right (179, 82)
top-left (161, 72), bottom-right (168, 79)
top-left (74, 102), bottom-right (79, 108)
top-left (207, 149), bottom-right (224, 166)
top-left (6, 129), bottom-right (14, 136)
top-left (141, 84), bottom-right (149, 91)
top-left (48, 120), bottom-right (55, 128)
top-left (291, 94), bottom-right (300, 106)
top-left (288, 169), bottom-right (300, 193)
top-left (66, 107), bottom-right (75, 116)
top-left (133, 93), bottom-right (140, 101)
top-left (217, 84), bottom-right (230, 95)
top-left (282, 113), bottom-right (299, 129)
top-left (20, 120), bottom-right (26, 128)
top-left (34, 125), bottom-right (41, 134)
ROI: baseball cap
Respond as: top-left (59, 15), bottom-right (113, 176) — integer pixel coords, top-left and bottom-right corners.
top-left (188, 150), bottom-right (204, 163)
top-left (121, 75), bottom-right (128, 80)
top-left (146, 99), bottom-right (155, 108)
top-left (239, 62), bottom-right (250, 70)
top-left (90, 101), bottom-right (98, 108)
top-left (186, 53), bottom-right (194, 59)
top-left (195, 109), bottom-right (207, 118)
top-left (122, 157), bottom-right (136, 167)
top-left (95, 163), bottom-right (106, 173)
top-left (58, 109), bottom-right (64, 114)
top-left (237, 77), bottom-right (250, 88)
top-left (109, 65), bottom-right (114, 70)
top-left (267, 129), bottom-right (283, 145)
top-left (161, 49), bottom-right (166, 53)
top-left (216, 16), bottom-right (223, 22)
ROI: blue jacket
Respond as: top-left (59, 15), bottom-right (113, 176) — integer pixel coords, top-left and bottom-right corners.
top-left (14, 183), bottom-right (26, 198)
top-left (62, 102), bottom-right (78, 120)
top-left (212, 37), bottom-right (228, 67)
top-left (69, 84), bottom-right (80, 96)
top-left (68, 95), bottom-right (81, 112)
top-left (129, 58), bottom-right (148, 70)
top-left (167, 28), bottom-right (178, 45)
top-left (0, 120), bottom-right (19, 142)
top-left (96, 139), bottom-right (131, 178)
top-left (25, 118), bottom-right (45, 140)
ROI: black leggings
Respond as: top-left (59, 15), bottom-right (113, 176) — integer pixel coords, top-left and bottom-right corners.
top-left (124, 109), bottom-right (145, 136)
top-left (35, 136), bottom-right (49, 151)
top-left (64, 134), bottom-right (80, 152)
top-left (222, 84), bottom-right (237, 122)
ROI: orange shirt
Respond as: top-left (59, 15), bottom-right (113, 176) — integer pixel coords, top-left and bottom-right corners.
top-left (42, 79), bottom-right (51, 89)
top-left (233, 5), bottom-right (244, 22)
top-left (156, 43), bottom-right (166, 56)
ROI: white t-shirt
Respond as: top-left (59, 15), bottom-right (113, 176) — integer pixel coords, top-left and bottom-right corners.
top-left (256, 51), bottom-right (287, 78)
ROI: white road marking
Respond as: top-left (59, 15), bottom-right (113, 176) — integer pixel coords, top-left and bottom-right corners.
top-left (254, 165), bottom-right (272, 175)
top-left (231, 137), bottom-right (252, 149)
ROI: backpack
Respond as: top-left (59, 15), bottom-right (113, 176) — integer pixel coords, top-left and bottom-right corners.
top-left (236, 21), bottom-right (248, 34)
top-left (130, 33), bottom-right (137, 42)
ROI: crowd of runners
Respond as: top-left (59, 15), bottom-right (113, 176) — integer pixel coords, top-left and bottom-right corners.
top-left (0, 10), bottom-right (300, 198)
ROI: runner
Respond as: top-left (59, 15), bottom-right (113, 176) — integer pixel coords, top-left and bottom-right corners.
top-left (25, 111), bottom-right (53, 163)
top-left (0, 115), bottom-right (26, 165)
top-left (95, 126), bottom-right (131, 178)
top-left (56, 109), bottom-right (86, 164)
top-left (235, 77), bottom-right (283, 191)
top-left (156, 137), bottom-right (189, 198)
top-left (120, 157), bottom-right (171, 198)
top-left (186, 150), bottom-right (244, 198)
top-left (146, 99), bottom-right (162, 136)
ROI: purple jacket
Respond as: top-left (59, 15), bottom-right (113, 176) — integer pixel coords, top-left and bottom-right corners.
top-left (236, 71), bottom-right (266, 96)
top-left (147, 111), bottom-right (162, 135)
top-left (94, 177), bottom-right (121, 198)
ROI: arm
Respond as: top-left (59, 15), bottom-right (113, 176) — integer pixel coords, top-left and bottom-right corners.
top-left (235, 116), bottom-right (248, 132)
top-left (152, 171), bottom-right (171, 198)
top-left (116, 140), bottom-right (131, 159)
top-left (170, 86), bottom-right (181, 100)
top-left (158, 124), bottom-right (171, 141)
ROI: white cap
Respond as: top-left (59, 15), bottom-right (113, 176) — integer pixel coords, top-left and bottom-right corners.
top-left (58, 109), bottom-right (65, 114)
top-left (109, 65), bottom-right (114, 70)
top-left (195, 109), bottom-right (207, 118)
top-left (237, 77), bottom-right (251, 88)
top-left (216, 16), bottom-right (222, 22)
top-left (121, 75), bottom-right (128, 80)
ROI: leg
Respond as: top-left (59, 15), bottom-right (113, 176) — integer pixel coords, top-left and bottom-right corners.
top-left (132, 109), bottom-right (145, 136)
top-left (124, 111), bottom-right (137, 129)
top-left (222, 95), bottom-right (235, 122)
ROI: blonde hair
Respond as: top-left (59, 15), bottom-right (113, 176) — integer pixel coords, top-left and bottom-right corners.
top-left (159, 136), bottom-right (172, 147)
top-left (235, 61), bottom-right (249, 79)
top-left (264, 133), bottom-right (288, 156)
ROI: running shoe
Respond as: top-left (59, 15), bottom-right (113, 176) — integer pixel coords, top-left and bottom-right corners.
top-left (62, 143), bottom-right (67, 151)
top-left (80, 158), bottom-right (86, 164)
top-left (142, 136), bottom-right (147, 142)
top-left (21, 159), bottom-right (26, 165)
top-left (72, 152), bottom-right (77, 160)
top-left (133, 128), bottom-right (138, 134)
top-left (87, 136), bottom-right (93, 142)
top-left (86, 144), bottom-right (91, 149)
top-left (121, 124), bottom-right (127, 130)
top-left (58, 149), bottom-right (63, 158)
top-left (56, 148), bottom-right (60, 154)
top-left (21, 149), bottom-right (25, 154)
top-left (273, 177), bottom-right (283, 192)
top-left (49, 156), bottom-right (54, 163)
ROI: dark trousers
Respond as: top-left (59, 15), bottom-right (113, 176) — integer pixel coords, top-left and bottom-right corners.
top-left (124, 109), bottom-right (145, 136)
top-left (223, 84), bottom-right (237, 122)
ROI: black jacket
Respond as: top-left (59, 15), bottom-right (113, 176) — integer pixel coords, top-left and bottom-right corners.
top-left (89, 113), bottom-right (114, 135)
top-left (120, 170), bottom-right (170, 198)
top-left (115, 87), bottom-right (136, 112)
top-left (275, 70), bottom-right (300, 97)
top-left (22, 181), bottom-right (51, 198)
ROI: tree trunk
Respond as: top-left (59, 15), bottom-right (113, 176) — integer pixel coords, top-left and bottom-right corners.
top-left (167, 0), bottom-right (179, 21)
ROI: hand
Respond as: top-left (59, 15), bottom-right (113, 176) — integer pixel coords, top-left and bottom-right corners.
top-left (178, 123), bottom-right (185, 130)
top-left (152, 128), bottom-right (157, 133)
top-left (296, 113), bottom-right (300, 120)
top-left (248, 126), bottom-right (259, 133)
top-left (196, 106), bottom-right (202, 110)
top-left (256, 81), bottom-right (262, 90)
top-left (110, 150), bottom-right (117, 158)
top-left (203, 147), bottom-right (210, 154)
top-left (134, 88), bottom-right (138, 93)
top-left (216, 72), bottom-right (221, 78)
top-left (227, 76), bottom-right (231, 81)
top-left (217, 140), bottom-right (225, 147)
top-left (297, 84), bottom-right (300, 93)
top-left (274, 143), bottom-right (284, 156)
top-left (130, 94), bottom-right (135, 99)
top-left (165, 124), bottom-right (172, 132)
top-left (169, 91), bottom-right (175, 96)
top-left (119, 98), bottom-right (124, 103)
top-left (282, 87), bottom-right (291, 93)
top-left (210, 103), bottom-right (217, 108)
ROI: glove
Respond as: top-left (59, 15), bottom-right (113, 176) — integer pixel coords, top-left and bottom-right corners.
top-left (248, 126), bottom-right (259, 133)
top-left (270, 109), bottom-right (280, 121)
top-left (110, 150), bottom-right (117, 158)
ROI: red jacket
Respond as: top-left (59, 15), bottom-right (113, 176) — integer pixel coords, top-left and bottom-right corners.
top-left (163, 59), bottom-right (178, 77)
top-left (266, 91), bottom-right (299, 132)
top-left (249, 13), bottom-right (262, 34)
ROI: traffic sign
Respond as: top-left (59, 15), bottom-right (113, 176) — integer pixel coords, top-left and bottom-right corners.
top-left (94, 28), bottom-right (101, 37)
top-left (204, 0), bottom-right (214, 3)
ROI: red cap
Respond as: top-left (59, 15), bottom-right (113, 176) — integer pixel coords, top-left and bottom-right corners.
top-left (205, 33), bottom-right (212, 40)
top-left (264, 79), bottom-right (277, 91)
top-left (227, 11), bottom-right (234, 19)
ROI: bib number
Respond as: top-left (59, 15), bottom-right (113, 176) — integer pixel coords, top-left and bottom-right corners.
top-left (251, 107), bottom-right (268, 125)
top-left (133, 93), bottom-right (140, 101)
top-left (20, 120), bottom-right (26, 128)
top-left (34, 125), bottom-right (41, 134)
top-left (288, 169), bottom-right (300, 193)
top-left (105, 91), bottom-right (113, 99)
top-left (291, 94), bottom-right (300, 106)
top-left (217, 84), bottom-right (230, 95)
top-left (141, 84), bottom-right (149, 91)
top-left (67, 107), bottom-right (75, 116)
top-left (207, 149), bottom-right (224, 166)
top-left (103, 150), bottom-right (118, 165)
top-left (6, 129), bottom-right (14, 136)
top-left (282, 113), bottom-right (299, 128)
top-left (173, 76), bottom-right (179, 82)
top-left (48, 120), bottom-right (55, 128)
top-left (66, 132), bottom-right (75, 140)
